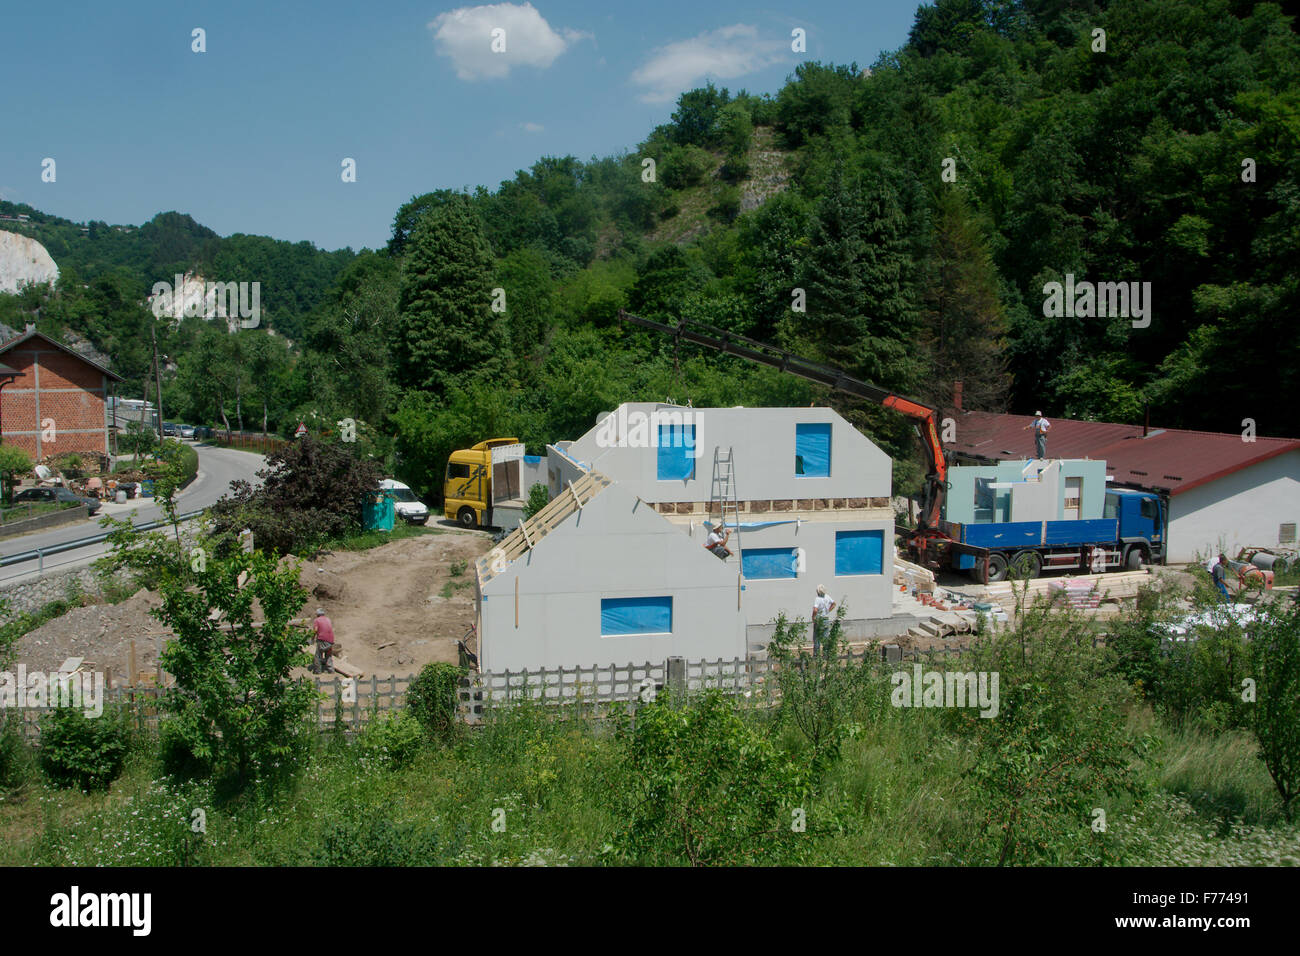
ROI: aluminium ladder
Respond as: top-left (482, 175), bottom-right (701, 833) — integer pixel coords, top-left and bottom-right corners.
top-left (709, 446), bottom-right (742, 562)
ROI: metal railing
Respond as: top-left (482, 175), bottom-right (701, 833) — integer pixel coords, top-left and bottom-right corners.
top-left (0, 509), bottom-right (206, 573)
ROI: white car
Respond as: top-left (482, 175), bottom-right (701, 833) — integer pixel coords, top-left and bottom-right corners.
top-left (379, 479), bottom-right (428, 525)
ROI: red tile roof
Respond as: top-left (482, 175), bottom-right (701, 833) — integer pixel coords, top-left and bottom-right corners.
top-left (942, 409), bottom-right (1300, 496)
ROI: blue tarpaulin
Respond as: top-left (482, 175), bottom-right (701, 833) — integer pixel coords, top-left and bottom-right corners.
top-left (657, 424), bottom-right (696, 480)
top-left (601, 596), bottom-right (673, 635)
top-left (795, 423), bottom-right (831, 477)
top-left (835, 529), bottom-right (884, 575)
top-left (704, 519), bottom-right (800, 531)
top-left (742, 548), bottom-right (799, 579)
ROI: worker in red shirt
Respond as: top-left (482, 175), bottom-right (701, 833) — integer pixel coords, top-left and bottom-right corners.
top-left (312, 608), bottom-right (336, 674)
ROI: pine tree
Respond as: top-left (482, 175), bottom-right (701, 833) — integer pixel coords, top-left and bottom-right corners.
top-left (919, 192), bottom-right (1010, 411)
top-left (794, 165), bottom-right (923, 394)
top-left (394, 199), bottom-right (501, 393)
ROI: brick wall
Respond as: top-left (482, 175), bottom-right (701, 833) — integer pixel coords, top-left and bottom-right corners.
top-left (0, 342), bottom-right (111, 458)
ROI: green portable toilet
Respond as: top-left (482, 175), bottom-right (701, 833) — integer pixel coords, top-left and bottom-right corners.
top-left (362, 490), bottom-right (395, 532)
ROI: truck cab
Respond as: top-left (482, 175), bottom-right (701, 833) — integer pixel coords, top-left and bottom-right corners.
top-left (444, 438), bottom-right (519, 529)
top-left (1104, 488), bottom-right (1165, 569)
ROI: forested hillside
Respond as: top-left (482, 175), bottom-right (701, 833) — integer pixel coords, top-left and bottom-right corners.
top-left (0, 0), bottom-right (1294, 500)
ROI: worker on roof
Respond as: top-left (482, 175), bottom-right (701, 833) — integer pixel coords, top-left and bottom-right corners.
top-left (1024, 410), bottom-right (1051, 459)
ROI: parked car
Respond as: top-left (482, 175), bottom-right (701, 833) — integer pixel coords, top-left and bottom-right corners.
top-left (162, 422), bottom-right (179, 436)
top-left (179, 423), bottom-right (196, 439)
top-left (379, 479), bottom-right (429, 525)
top-left (12, 486), bottom-right (101, 516)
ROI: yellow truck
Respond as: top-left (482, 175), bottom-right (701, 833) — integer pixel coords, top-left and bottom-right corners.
top-left (444, 438), bottom-right (535, 529)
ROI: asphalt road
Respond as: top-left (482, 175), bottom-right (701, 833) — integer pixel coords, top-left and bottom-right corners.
top-left (0, 443), bottom-right (267, 582)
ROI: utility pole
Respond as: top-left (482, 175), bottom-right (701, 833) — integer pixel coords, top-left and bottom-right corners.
top-left (151, 320), bottom-right (164, 451)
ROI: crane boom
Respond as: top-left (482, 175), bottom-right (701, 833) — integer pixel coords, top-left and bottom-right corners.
top-left (616, 310), bottom-right (952, 544)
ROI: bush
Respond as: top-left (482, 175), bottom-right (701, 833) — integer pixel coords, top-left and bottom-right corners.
top-left (522, 482), bottom-right (550, 521)
top-left (39, 705), bottom-right (131, 791)
top-left (611, 689), bottom-right (806, 865)
top-left (0, 713), bottom-right (36, 795)
top-left (709, 185), bottom-right (742, 222)
top-left (209, 436), bottom-right (384, 556)
top-left (358, 712), bottom-right (424, 770)
top-left (661, 145), bottom-right (715, 190)
top-left (406, 662), bottom-right (465, 741)
top-left (311, 807), bottom-right (454, 866)
top-left (158, 717), bottom-right (213, 780)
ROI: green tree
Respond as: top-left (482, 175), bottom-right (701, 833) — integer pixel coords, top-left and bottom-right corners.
top-left (918, 191), bottom-right (1010, 411)
top-left (0, 444), bottom-right (32, 506)
top-left (394, 198), bottom-right (502, 393)
top-left (153, 546), bottom-right (316, 790)
top-left (1249, 602), bottom-right (1300, 820)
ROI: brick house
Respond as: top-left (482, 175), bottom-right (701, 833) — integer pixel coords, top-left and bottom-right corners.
top-left (0, 324), bottom-right (124, 460)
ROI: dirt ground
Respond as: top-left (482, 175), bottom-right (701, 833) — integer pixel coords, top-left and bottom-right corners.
top-left (14, 528), bottom-right (494, 683)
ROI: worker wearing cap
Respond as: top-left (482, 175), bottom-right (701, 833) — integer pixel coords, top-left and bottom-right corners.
top-left (812, 585), bottom-right (836, 658)
top-left (1025, 411), bottom-right (1050, 459)
top-left (313, 608), bottom-right (336, 674)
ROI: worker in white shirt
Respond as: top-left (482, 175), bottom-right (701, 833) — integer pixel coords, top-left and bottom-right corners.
top-left (812, 585), bottom-right (837, 658)
top-left (1024, 410), bottom-right (1051, 458)
top-left (703, 523), bottom-right (733, 559)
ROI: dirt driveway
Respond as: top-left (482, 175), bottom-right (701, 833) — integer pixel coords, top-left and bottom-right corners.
top-left (14, 528), bottom-right (493, 683)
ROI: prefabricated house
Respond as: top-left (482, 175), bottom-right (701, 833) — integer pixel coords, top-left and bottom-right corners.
top-left (475, 403), bottom-right (897, 671)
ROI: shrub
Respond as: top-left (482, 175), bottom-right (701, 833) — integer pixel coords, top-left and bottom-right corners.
top-left (661, 144), bottom-right (715, 189)
top-left (39, 705), bottom-right (131, 791)
top-left (406, 662), bottom-right (465, 741)
top-left (611, 689), bottom-right (806, 865)
top-left (209, 436), bottom-right (384, 556)
top-left (522, 482), bottom-right (550, 521)
top-left (358, 712), bottom-right (424, 770)
top-left (0, 713), bottom-right (36, 795)
top-left (311, 808), bottom-right (453, 866)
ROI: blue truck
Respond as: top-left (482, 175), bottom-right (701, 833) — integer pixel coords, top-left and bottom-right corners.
top-left (941, 487), bottom-right (1167, 581)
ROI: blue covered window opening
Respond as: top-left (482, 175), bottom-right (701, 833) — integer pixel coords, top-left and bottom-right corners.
top-left (657, 424), bottom-right (696, 480)
top-left (835, 530), bottom-right (884, 576)
top-left (741, 548), bottom-right (799, 580)
top-left (601, 596), bottom-right (673, 636)
top-left (795, 423), bottom-right (831, 477)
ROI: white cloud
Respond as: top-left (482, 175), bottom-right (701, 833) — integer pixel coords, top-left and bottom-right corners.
top-left (630, 24), bottom-right (786, 105)
top-left (519, 121), bottom-right (544, 133)
top-left (428, 2), bottom-right (590, 81)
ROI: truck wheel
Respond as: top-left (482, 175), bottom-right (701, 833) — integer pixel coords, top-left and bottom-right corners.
top-left (1011, 550), bottom-right (1043, 579)
top-left (986, 552), bottom-right (1009, 582)
top-left (457, 507), bottom-right (478, 529)
top-left (1125, 546), bottom-right (1147, 571)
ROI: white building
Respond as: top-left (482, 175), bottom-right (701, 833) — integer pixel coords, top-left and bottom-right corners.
top-left (475, 403), bottom-right (897, 671)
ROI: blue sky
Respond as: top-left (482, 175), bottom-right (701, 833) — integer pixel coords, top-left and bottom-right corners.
top-left (0, 1), bottom-right (922, 252)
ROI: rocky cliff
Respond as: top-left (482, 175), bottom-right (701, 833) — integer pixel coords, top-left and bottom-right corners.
top-left (0, 230), bottom-right (59, 294)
